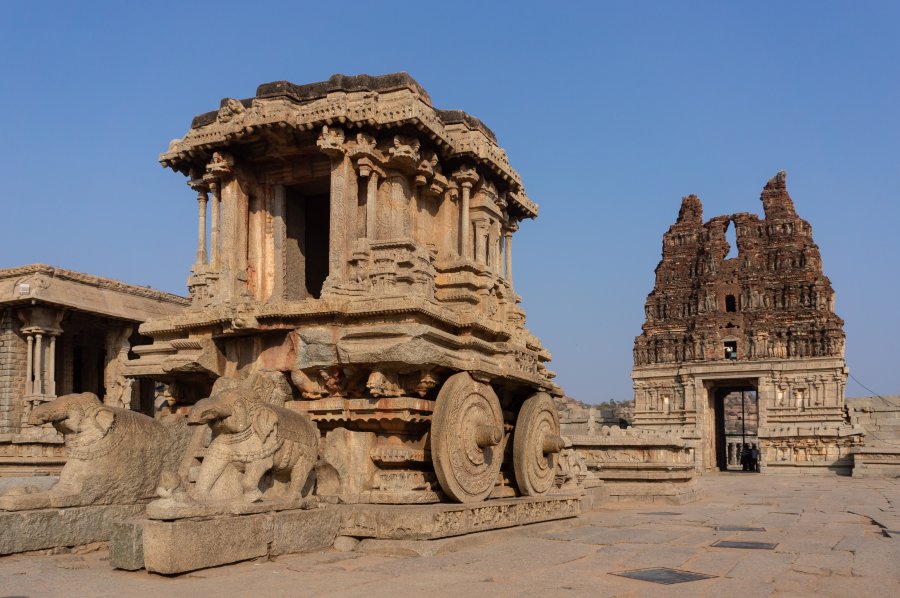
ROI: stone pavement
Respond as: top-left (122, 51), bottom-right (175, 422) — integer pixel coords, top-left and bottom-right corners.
top-left (1, 474), bottom-right (898, 597)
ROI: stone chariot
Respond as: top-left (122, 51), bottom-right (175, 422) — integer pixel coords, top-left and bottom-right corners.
top-left (126, 73), bottom-right (564, 505)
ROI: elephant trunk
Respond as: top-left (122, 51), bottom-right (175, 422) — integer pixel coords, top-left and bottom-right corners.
top-left (188, 396), bottom-right (229, 426)
top-left (28, 400), bottom-right (68, 426)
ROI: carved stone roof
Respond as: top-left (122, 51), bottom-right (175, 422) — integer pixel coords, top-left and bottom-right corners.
top-left (160, 72), bottom-right (538, 218)
top-left (633, 172), bottom-right (845, 367)
top-left (0, 264), bottom-right (188, 321)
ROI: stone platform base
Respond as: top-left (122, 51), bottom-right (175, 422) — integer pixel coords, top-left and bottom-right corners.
top-left (338, 493), bottom-right (582, 540)
top-left (0, 435), bottom-right (66, 476)
top-left (116, 493), bottom-right (582, 574)
top-left (851, 447), bottom-right (900, 478)
top-left (762, 461), bottom-right (853, 476)
top-left (0, 504), bottom-right (143, 555)
top-left (135, 507), bottom-right (342, 574)
top-left (590, 479), bottom-right (701, 505)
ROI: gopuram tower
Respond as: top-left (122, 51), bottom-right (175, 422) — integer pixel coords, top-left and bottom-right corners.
top-left (632, 172), bottom-right (862, 474)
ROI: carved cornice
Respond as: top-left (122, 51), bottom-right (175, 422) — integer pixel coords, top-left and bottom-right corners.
top-left (0, 264), bottom-right (189, 306)
top-left (160, 74), bottom-right (538, 218)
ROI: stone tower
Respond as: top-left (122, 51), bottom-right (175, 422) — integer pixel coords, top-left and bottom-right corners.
top-left (632, 173), bottom-right (862, 474)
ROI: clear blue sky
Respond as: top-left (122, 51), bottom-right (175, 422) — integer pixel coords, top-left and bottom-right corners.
top-left (1, 1), bottom-right (897, 403)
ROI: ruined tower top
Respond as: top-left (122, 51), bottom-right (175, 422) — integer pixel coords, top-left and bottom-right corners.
top-left (634, 172), bottom-right (844, 366)
top-left (760, 170), bottom-right (797, 219)
top-left (676, 194), bottom-right (703, 226)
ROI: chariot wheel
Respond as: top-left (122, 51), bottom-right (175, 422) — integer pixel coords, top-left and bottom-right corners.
top-left (431, 372), bottom-right (504, 503)
top-left (513, 392), bottom-right (563, 496)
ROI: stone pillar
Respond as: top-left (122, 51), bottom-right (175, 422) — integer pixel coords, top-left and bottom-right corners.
top-left (236, 185), bottom-right (250, 283)
top-left (47, 334), bottom-right (57, 397)
top-left (366, 172), bottom-right (380, 241)
top-left (195, 188), bottom-right (208, 266)
top-left (474, 219), bottom-right (488, 265)
top-left (756, 375), bottom-right (772, 429)
top-left (503, 222), bottom-right (518, 284)
top-left (453, 167), bottom-right (479, 259)
top-left (326, 155), bottom-right (353, 285)
top-left (271, 184), bottom-right (286, 300)
top-left (460, 185), bottom-right (472, 258)
top-left (33, 333), bottom-right (43, 396)
top-left (219, 177), bottom-right (237, 288)
top-left (24, 333), bottom-right (33, 396)
top-left (17, 307), bottom-right (65, 403)
top-left (489, 220), bottom-right (501, 273)
top-left (209, 179), bottom-right (221, 268)
top-left (317, 126), bottom-right (350, 289)
top-left (684, 378), bottom-right (696, 411)
top-left (205, 152), bottom-right (236, 284)
top-left (248, 192), bottom-right (265, 299)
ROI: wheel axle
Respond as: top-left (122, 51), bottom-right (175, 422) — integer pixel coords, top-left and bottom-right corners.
top-left (542, 434), bottom-right (565, 454)
top-left (475, 424), bottom-right (503, 448)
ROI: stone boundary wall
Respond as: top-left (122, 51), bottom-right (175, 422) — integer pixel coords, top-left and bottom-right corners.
top-left (568, 427), bottom-right (699, 504)
top-left (0, 309), bottom-right (27, 433)
top-left (847, 396), bottom-right (900, 477)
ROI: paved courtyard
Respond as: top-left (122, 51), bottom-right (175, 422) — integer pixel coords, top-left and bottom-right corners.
top-left (1, 474), bottom-right (898, 597)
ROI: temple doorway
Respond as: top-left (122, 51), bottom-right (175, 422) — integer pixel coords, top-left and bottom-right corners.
top-left (704, 379), bottom-right (759, 472)
top-left (717, 383), bottom-right (759, 471)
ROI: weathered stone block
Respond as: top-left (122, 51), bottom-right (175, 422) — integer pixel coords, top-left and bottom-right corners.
top-left (0, 504), bottom-right (142, 555)
top-left (142, 514), bottom-right (273, 574)
top-left (270, 507), bottom-right (342, 556)
top-left (109, 518), bottom-right (145, 570)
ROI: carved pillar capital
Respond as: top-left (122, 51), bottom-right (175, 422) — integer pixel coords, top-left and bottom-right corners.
top-left (317, 125), bottom-right (347, 159)
top-left (453, 165), bottom-right (479, 189)
top-left (203, 175), bottom-right (220, 194)
top-left (17, 306), bottom-right (65, 336)
top-left (188, 175), bottom-right (209, 194)
top-left (206, 151), bottom-right (235, 177)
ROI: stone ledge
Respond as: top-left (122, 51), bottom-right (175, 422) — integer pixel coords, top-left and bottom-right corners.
top-left (338, 494), bottom-right (582, 540)
top-left (0, 504), bottom-right (143, 555)
top-left (116, 494), bottom-right (582, 574)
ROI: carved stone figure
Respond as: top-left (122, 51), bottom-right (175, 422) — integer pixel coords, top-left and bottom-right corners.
top-left (187, 388), bottom-right (318, 503)
top-left (555, 447), bottom-right (588, 491)
top-left (0, 392), bottom-right (189, 510)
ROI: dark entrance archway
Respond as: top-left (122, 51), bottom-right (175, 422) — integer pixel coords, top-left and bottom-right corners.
top-left (709, 380), bottom-right (759, 471)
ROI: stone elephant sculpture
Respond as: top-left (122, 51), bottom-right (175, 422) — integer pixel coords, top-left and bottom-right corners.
top-left (187, 388), bottom-right (319, 503)
top-left (0, 392), bottom-right (190, 511)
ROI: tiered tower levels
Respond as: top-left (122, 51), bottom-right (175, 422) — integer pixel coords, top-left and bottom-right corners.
top-left (634, 172), bottom-right (845, 367)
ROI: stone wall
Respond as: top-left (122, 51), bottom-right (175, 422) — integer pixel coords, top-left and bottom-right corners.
top-left (847, 396), bottom-right (900, 477)
top-left (567, 427), bottom-right (699, 505)
top-left (0, 309), bottom-right (27, 434)
top-left (557, 396), bottom-right (634, 438)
